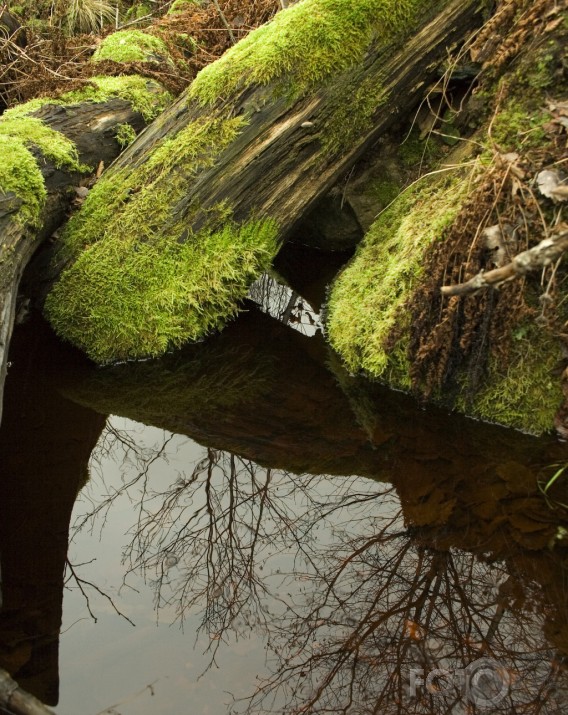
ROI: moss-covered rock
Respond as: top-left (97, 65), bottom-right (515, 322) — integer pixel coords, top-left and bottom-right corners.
top-left (325, 1), bottom-right (568, 436)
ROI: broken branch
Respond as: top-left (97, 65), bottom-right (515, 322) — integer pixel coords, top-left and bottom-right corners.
top-left (441, 228), bottom-right (568, 297)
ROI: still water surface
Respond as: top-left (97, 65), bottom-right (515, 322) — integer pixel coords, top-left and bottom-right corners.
top-left (2, 304), bottom-right (568, 715)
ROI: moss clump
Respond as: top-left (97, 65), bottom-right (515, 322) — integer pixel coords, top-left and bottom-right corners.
top-left (0, 135), bottom-right (46, 226)
top-left (92, 30), bottom-right (171, 64)
top-left (0, 116), bottom-right (86, 172)
top-left (491, 100), bottom-right (550, 151)
top-left (168, 0), bottom-right (203, 14)
top-left (45, 116), bottom-right (281, 363)
top-left (189, 0), bottom-right (439, 105)
top-left (459, 324), bottom-right (562, 435)
top-left (399, 129), bottom-right (443, 168)
top-left (366, 178), bottom-right (402, 210)
top-left (114, 122), bottom-right (137, 148)
top-left (3, 76), bottom-right (172, 123)
top-left (57, 116), bottom-right (248, 260)
top-left (45, 218), bottom-right (278, 363)
top-left (326, 173), bottom-right (467, 384)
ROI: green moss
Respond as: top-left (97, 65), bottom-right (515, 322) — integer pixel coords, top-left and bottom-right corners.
top-left (168, 0), bottom-right (203, 14)
top-left (459, 324), bottom-right (562, 435)
top-left (0, 135), bottom-right (46, 226)
top-left (114, 122), bottom-right (137, 148)
top-left (124, 2), bottom-right (152, 20)
top-left (45, 217), bottom-right (279, 363)
top-left (323, 73), bottom-right (389, 153)
top-left (399, 129), bottom-right (443, 168)
top-left (326, 173), bottom-right (467, 384)
top-left (0, 116), bottom-right (86, 172)
top-left (64, 76), bottom-right (172, 121)
top-left (366, 178), bottom-right (401, 209)
top-left (92, 30), bottom-right (171, 64)
top-left (491, 100), bottom-right (550, 151)
top-left (45, 116), bottom-right (281, 363)
top-left (189, 0), bottom-right (440, 106)
top-left (58, 116), bottom-right (248, 260)
top-left (3, 76), bottom-right (172, 122)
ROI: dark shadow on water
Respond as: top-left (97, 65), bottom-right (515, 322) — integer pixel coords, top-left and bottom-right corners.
top-left (0, 315), bottom-right (106, 705)
top-left (2, 304), bottom-right (568, 713)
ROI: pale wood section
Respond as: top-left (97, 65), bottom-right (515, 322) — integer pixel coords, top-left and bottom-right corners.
top-left (0, 668), bottom-right (56, 715)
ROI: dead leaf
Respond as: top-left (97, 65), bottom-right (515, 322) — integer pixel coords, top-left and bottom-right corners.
top-left (404, 619), bottom-right (425, 641)
top-left (545, 17), bottom-right (564, 33)
top-left (537, 169), bottom-right (568, 202)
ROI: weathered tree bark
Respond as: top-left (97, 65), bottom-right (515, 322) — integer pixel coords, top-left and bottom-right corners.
top-left (0, 82), bottom-right (170, 426)
top-left (116, 1), bottom-right (481, 235)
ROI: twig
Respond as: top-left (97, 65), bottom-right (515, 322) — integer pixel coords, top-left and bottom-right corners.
top-left (211, 0), bottom-right (236, 44)
top-left (441, 228), bottom-right (568, 296)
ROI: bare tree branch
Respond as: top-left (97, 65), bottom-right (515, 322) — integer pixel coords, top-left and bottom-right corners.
top-left (441, 228), bottom-right (568, 297)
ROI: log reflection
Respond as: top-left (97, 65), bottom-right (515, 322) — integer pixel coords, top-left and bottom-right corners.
top-left (76, 423), bottom-right (568, 714)
top-left (0, 316), bottom-right (106, 705)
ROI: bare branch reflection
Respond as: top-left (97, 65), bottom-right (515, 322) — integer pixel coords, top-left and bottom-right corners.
top-left (70, 421), bottom-right (568, 714)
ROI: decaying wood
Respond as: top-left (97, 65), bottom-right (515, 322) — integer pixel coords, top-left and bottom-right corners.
top-left (441, 228), bottom-right (568, 297)
top-left (0, 668), bottom-right (55, 715)
top-left (0, 89), bottom-right (164, 426)
top-left (111, 0), bottom-right (482, 243)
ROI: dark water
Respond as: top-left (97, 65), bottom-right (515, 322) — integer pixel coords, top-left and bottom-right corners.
top-left (2, 296), bottom-right (568, 714)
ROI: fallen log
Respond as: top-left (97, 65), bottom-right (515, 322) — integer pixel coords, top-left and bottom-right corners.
top-left (0, 37), bottom-right (174, 424)
top-left (44, 0), bottom-right (483, 364)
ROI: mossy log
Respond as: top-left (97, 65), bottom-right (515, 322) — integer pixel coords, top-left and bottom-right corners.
top-left (0, 70), bottom-right (172, 425)
top-left (45, 0), bottom-right (483, 364)
top-left (325, 1), bottom-right (568, 435)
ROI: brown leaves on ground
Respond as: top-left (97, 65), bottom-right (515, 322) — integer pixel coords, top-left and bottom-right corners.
top-left (0, 0), bottom-right (279, 107)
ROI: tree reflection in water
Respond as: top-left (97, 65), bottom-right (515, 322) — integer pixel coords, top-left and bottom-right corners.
top-left (72, 422), bottom-right (568, 715)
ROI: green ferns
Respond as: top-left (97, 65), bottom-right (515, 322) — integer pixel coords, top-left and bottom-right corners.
top-left (189, 0), bottom-right (440, 105)
top-left (45, 117), bottom-right (280, 363)
top-left (327, 174), bottom-right (467, 385)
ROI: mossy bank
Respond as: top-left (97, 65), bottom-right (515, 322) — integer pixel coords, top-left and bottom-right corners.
top-left (327, 2), bottom-right (568, 435)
